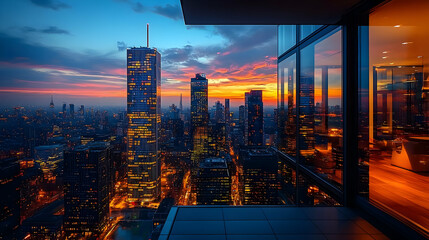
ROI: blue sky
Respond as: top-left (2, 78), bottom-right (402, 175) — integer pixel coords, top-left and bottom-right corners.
top-left (0, 0), bottom-right (277, 108)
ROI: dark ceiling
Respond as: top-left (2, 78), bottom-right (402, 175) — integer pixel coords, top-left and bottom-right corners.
top-left (180, 0), bottom-right (366, 25)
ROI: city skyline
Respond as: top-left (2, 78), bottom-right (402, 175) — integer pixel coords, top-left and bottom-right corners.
top-left (0, 0), bottom-right (277, 108)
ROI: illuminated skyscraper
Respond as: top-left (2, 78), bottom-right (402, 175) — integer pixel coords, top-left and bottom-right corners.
top-left (190, 73), bottom-right (209, 167)
top-left (63, 142), bottom-right (110, 238)
top-left (127, 46), bottom-right (161, 204)
top-left (240, 148), bottom-right (280, 205)
top-left (194, 158), bottom-right (231, 205)
top-left (246, 90), bottom-right (264, 146)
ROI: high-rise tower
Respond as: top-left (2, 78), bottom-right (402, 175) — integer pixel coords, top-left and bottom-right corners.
top-left (127, 28), bottom-right (161, 204)
top-left (69, 104), bottom-right (75, 117)
top-left (245, 90), bottom-right (264, 146)
top-left (190, 73), bottom-right (209, 167)
top-left (49, 95), bottom-right (54, 108)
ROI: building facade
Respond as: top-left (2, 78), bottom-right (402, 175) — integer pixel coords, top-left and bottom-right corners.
top-left (190, 73), bottom-right (209, 167)
top-left (194, 158), bottom-right (231, 205)
top-left (246, 90), bottom-right (264, 146)
top-left (63, 143), bottom-right (110, 238)
top-left (240, 148), bottom-right (280, 205)
top-left (127, 47), bottom-right (161, 204)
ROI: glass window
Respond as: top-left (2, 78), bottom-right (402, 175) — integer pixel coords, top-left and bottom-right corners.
top-left (278, 25), bottom-right (296, 56)
top-left (298, 174), bottom-right (340, 206)
top-left (279, 159), bottom-right (296, 205)
top-left (360, 0), bottom-right (429, 234)
top-left (277, 54), bottom-right (297, 158)
top-left (299, 28), bottom-right (343, 189)
top-left (300, 25), bottom-right (322, 40)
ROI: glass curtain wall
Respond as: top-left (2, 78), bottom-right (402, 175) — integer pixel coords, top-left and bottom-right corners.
top-left (299, 28), bottom-right (343, 189)
top-left (277, 26), bottom-right (343, 205)
top-left (359, 0), bottom-right (429, 235)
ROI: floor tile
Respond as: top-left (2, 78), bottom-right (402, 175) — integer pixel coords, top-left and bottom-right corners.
top-left (276, 234), bottom-right (327, 240)
top-left (225, 220), bottom-right (273, 235)
top-left (263, 207), bottom-right (308, 220)
top-left (175, 207), bottom-right (223, 221)
top-left (371, 234), bottom-right (391, 240)
top-left (337, 208), bottom-right (361, 220)
top-left (171, 220), bottom-right (225, 235)
top-left (168, 235), bottom-right (226, 240)
top-left (312, 220), bottom-right (366, 234)
top-left (226, 235), bottom-right (276, 240)
top-left (325, 234), bottom-right (375, 240)
top-left (223, 207), bottom-right (266, 220)
top-left (303, 207), bottom-right (349, 220)
top-left (269, 220), bottom-right (321, 234)
top-left (354, 218), bottom-right (382, 234)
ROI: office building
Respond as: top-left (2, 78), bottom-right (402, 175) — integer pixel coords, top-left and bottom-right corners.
top-left (190, 73), bottom-right (209, 167)
top-left (34, 144), bottom-right (64, 181)
top-left (69, 104), bottom-right (74, 117)
top-left (224, 99), bottom-right (231, 142)
top-left (79, 105), bottom-right (84, 116)
top-left (194, 158), bottom-right (231, 205)
top-left (127, 46), bottom-right (161, 204)
top-left (246, 90), bottom-right (264, 146)
top-left (240, 148), bottom-right (280, 205)
top-left (0, 158), bottom-right (20, 239)
top-left (63, 142), bottom-right (110, 237)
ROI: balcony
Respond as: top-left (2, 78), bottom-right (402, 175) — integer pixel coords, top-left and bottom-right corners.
top-left (157, 206), bottom-right (388, 240)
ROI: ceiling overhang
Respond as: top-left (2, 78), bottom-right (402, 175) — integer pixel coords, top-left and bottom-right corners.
top-left (180, 0), bottom-right (367, 25)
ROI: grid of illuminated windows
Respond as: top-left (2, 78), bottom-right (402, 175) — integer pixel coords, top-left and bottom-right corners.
top-left (127, 47), bottom-right (161, 204)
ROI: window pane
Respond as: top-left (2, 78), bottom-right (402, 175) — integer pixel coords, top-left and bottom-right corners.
top-left (278, 25), bottom-right (296, 56)
top-left (298, 174), bottom-right (340, 206)
top-left (360, 0), bottom-right (429, 233)
top-left (277, 54), bottom-right (297, 158)
top-left (300, 25), bottom-right (322, 40)
top-left (299, 28), bottom-right (343, 189)
top-left (279, 158), bottom-right (296, 205)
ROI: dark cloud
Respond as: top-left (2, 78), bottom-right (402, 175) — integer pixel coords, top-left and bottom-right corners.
top-left (153, 4), bottom-right (182, 20)
top-left (115, 0), bottom-right (145, 13)
top-left (159, 25), bottom-right (276, 87)
top-left (186, 25), bottom-right (207, 30)
top-left (115, 2), bottom-right (182, 20)
top-left (22, 26), bottom-right (70, 35)
top-left (132, 2), bottom-right (145, 13)
top-left (30, 0), bottom-right (70, 10)
top-left (117, 41), bottom-right (127, 52)
top-left (162, 45), bottom-right (193, 63)
top-left (0, 33), bottom-right (123, 74)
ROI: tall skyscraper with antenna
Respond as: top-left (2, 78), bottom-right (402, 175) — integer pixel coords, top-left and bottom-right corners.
top-left (49, 95), bottom-right (54, 108)
top-left (180, 93), bottom-right (183, 112)
top-left (127, 24), bottom-right (161, 204)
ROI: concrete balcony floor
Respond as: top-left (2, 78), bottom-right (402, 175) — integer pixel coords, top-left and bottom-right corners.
top-left (158, 206), bottom-right (390, 240)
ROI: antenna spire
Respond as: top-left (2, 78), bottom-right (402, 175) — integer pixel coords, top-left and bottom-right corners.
top-left (147, 23), bottom-right (149, 48)
top-left (180, 93), bottom-right (183, 112)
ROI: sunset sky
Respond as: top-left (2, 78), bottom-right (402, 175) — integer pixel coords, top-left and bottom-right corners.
top-left (0, 0), bottom-right (277, 108)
